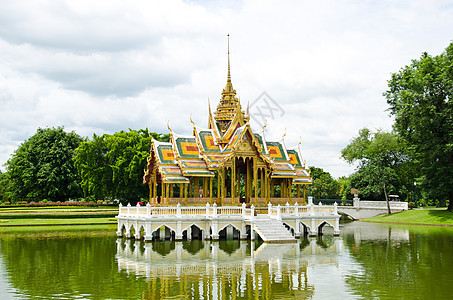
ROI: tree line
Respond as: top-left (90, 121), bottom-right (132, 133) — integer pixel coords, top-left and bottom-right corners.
top-left (0, 128), bottom-right (169, 204)
top-left (1, 42), bottom-right (451, 210)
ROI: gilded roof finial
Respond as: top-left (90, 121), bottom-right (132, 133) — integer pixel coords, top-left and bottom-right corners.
top-left (282, 128), bottom-right (287, 140)
top-left (262, 120), bottom-right (268, 132)
top-left (190, 114), bottom-right (195, 127)
top-left (167, 120), bottom-right (172, 133)
top-left (227, 33), bottom-right (231, 83)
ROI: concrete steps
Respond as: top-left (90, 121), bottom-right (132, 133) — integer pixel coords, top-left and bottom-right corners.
top-left (253, 217), bottom-right (297, 243)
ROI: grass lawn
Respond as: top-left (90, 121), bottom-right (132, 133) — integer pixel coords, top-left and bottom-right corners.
top-left (363, 208), bottom-right (453, 226)
top-left (0, 206), bottom-right (119, 228)
top-left (0, 206), bottom-right (119, 219)
top-left (0, 224), bottom-right (118, 238)
top-left (0, 217), bottom-right (117, 226)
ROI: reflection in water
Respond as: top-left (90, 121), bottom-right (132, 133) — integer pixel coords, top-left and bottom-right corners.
top-left (116, 238), bottom-right (342, 299)
top-left (342, 222), bottom-right (453, 300)
top-left (2, 222), bottom-right (450, 299)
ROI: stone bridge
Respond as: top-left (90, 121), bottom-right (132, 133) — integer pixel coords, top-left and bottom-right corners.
top-left (337, 197), bottom-right (408, 220)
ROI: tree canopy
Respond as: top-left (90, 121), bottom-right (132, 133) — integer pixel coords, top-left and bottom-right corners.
top-left (384, 42), bottom-right (453, 211)
top-left (308, 166), bottom-right (340, 199)
top-left (5, 127), bottom-right (84, 203)
top-left (341, 128), bottom-right (413, 203)
top-left (74, 129), bottom-right (169, 203)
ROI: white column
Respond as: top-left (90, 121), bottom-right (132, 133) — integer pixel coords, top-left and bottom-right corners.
top-left (176, 221), bottom-right (183, 240)
top-left (211, 221), bottom-right (219, 240)
top-left (187, 226), bottom-right (192, 241)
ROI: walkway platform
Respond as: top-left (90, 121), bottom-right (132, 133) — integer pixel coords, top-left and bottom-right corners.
top-left (116, 199), bottom-right (341, 242)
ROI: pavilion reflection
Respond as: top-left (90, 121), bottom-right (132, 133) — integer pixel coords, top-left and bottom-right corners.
top-left (116, 238), bottom-right (343, 299)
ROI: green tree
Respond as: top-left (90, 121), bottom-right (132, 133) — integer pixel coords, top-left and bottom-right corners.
top-left (0, 170), bottom-right (11, 202)
top-left (308, 166), bottom-right (340, 199)
top-left (341, 129), bottom-right (411, 212)
top-left (5, 127), bottom-right (83, 203)
top-left (337, 176), bottom-right (351, 200)
top-left (384, 42), bottom-right (453, 211)
top-left (74, 129), bottom-right (169, 203)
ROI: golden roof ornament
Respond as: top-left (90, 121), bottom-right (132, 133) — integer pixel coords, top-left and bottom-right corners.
top-left (214, 34), bottom-right (241, 127)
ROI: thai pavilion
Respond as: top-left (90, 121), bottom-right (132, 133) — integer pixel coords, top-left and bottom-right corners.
top-left (143, 48), bottom-right (312, 207)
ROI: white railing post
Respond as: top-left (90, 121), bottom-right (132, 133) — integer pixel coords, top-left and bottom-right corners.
top-left (310, 203), bottom-right (314, 216)
top-left (353, 195), bottom-right (360, 208)
top-left (119, 203), bottom-right (123, 216)
top-left (136, 202), bottom-right (140, 217)
top-left (308, 196), bottom-right (313, 205)
top-left (206, 202), bottom-right (210, 217)
top-left (268, 202), bottom-right (272, 216)
top-left (294, 202), bottom-right (299, 216)
top-left (177, 203), bottom-right (181, 218)
top-left (334, 202), bottom-right (338, 214)
top-left (127, 203), bottom-right (131, 216)
top-left (213, 202), bottom-right (217, 218)
top-left (251, 205), bottom-right (255, 220)
top-left (277, 205), bottom-right (281, 220)
top-left (146, 202), bottom-right (151, 215)
top-left (242, 202), bottom-right (246, 217)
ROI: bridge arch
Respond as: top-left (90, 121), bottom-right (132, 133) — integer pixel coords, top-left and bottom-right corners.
top-left (151, 224), bottom-right (176, 241)
top-left (317, 220), bottom-right (336, 236)
top-left (183, 224), bottom-right (205, 240)
top-left (299, 221), bottom-right (312, 236)
top-left (218, 224), bottom-right (241, 240)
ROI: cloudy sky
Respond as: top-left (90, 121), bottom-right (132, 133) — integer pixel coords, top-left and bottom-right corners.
top-left (0, 0), bottom-right (452, 177)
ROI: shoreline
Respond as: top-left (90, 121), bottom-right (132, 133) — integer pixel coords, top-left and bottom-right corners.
top-left (360, 219), bottom-right (453, 227)
top-left (0, 222), bottom-right (115, 227)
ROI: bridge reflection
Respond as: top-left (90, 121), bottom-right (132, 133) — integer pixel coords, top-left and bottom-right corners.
top-left (116, 238), bottom-right (343, 299)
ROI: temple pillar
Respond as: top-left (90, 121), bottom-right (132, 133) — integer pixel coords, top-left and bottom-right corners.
top-left (203, 177), bottom-right (208, 197)
top-left (217, 170), bottom-right (220, 202)
top-left (253, 159), bottom-right (258, 204)
top-left (170, 183), bottom-right (173, 198)
top-left (221, 168), bottom-right (225, 205)
top-left (153, 179), bottom-right (157, 204)
top-left (209, 177), bottom-right (213, 204)
top-left (184, 183), bottom-right (188, 205)
top-left (237, 170), bottom-right (241, 199)
top-left (179, 183), bottom-right (183, 200)
top-left (148, 182), bottom-right (154, 204)
top-left (303, 185), bottom-right (307, 205)
top-left (246, 158), bottom-right (251, 202)
top-left (289, 180), bottom-right (292, 204)
top-left (297, 185), bottom-right (300, 198)
top-left (166, 183), bottom-right (170, 205)
top-left (231, 161), bottom-right (236, 203)
top-left (194, 177), bottom-right (200, 198)
top-left (161, 183), bottom-right (165, 204)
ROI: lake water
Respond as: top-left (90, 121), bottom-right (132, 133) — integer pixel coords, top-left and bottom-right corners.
top-left (0, 222), bottom-right (452, 299)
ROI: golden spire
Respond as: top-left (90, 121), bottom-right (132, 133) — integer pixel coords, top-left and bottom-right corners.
top-left (214, 34), bottom-right (241, 127)
top-left (227, 33), bottom-right (231, 83)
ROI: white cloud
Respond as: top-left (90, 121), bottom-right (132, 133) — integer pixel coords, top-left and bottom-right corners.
top-left (1, 0), bottom-right (452, 177)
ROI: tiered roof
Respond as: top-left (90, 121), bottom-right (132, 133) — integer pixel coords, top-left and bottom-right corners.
top-left (143, 41), bottom-right (312, 186)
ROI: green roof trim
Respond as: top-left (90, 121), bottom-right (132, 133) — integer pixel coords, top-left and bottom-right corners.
top-left (266, 141), bottom-right (287, 162)
top-left (253, 133), bottom-right (267, 154)
top-left (199, 130), bottom-right (221, 153)
top-left (174, 137), bottom-right (200, 159)
top-left (157, 144), bottom-right (176, 164)
top-left (287, 149), bottom-right (302, 167)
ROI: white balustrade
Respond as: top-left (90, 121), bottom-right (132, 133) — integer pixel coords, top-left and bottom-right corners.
top-left (118, 202), bottom-right (340, 219)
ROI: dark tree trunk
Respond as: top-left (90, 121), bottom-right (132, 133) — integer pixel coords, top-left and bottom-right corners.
top-left (383, 182), bottom-right (391, 214)
top-left (448, 191), bottom-right (453, 212)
